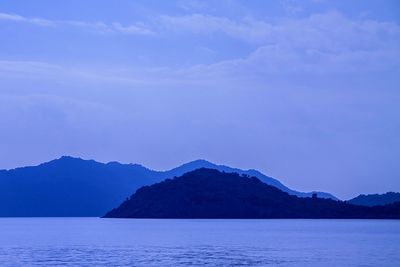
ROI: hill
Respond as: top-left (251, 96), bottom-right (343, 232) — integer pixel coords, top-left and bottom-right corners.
top-left (0, 156), bottom-right (336, 216)
top-left (348, 192), bottom-right (400, 207)
top-left (0, 156), bottom-right (158, 216)
top-left (104, 168), bottom-right (400, 219)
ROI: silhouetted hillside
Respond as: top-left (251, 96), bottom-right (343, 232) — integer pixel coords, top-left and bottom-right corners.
top-left (0, 156), bottom-right (338, 217)
top-left (104, 169), bottom-right (400, 219)
top-left (348, 192), bottom-right (400, 207)
top-left (0, 156), bottom-right (160, 216)
top-left (169, 160), bottom-right (337, 200)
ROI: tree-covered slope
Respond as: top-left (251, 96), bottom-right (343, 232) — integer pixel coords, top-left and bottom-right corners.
top-left (348, 192), bottom-right (400, 207)
top-left (104, 169), bottom-right (400, 219)
top-left (0, 156), bottom-right (338, 216)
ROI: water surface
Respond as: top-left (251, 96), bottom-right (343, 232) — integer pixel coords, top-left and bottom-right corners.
top-left (0, 218), bottom-right (399, 266)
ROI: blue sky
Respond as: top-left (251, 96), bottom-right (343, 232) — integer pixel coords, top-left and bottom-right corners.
top-left (0, 0), bottom-right (399, 199)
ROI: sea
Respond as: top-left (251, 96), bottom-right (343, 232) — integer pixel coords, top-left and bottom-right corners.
top-left (0, 218), bottom-right (399, 266)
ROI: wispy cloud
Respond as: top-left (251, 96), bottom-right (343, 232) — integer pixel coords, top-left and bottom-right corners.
top-left (0, 12), bottom-right (154, 35)
top-left (160, 11), bottom-right (400, 73)
top-left (179, 44), bottom-right (400, 81)
top-left (0, 60), bottom-right (195, 87)
top-left (160, 11), bottom-right (400, 48)
top-left (0, 12), bottom-right (55, 26)
top-left (0, 60), bottom-right (146, 86)
top-left (1, 10), bottom-right (399, 77)
top-left (160, 14), bottom-right (267, 43)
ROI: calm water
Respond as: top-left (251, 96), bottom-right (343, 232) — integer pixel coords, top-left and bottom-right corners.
top-left (0, 218), bottom-right (399, 266)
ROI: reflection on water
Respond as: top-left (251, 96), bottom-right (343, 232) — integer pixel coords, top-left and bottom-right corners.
top-left (0, 218), bottom-right (399, 266)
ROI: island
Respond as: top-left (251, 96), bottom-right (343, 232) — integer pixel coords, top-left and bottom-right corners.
top-left (104, 168), bottom-right (400, 219)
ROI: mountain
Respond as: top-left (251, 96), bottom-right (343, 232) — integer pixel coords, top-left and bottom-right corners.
top-left (104, 168), bottom-right (400, 219)
top-left (348, 192), bottom-right (400, 207)
top-left (0, 156), bottom-right (160, 217)
top-left (0, 156), bottom-right (336, 217)
top-left (168, 160), bottom-right (338, 200)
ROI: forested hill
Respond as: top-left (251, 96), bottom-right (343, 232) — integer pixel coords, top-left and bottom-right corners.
top-left (0, 156), bottom-right (336, 217)
top-left (104, 168), bottom-right (400, 219)
top-left (348, 192), bottom-right (400, 207)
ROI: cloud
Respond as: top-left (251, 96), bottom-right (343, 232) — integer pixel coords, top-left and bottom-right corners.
top-left (0, 60), bottom-right (152, 86)
top-left (180, 44), bottom-right (399, 79)
top-left (2, 10), bottom-right (399, 55)
top-left (111, 22), bottom-right (154, 35)
top-left (160, 11), bottom-right (400, 48)
top-left (1, 10), bottom-right (399, 80)
top-left (160, 14), bottom-right (270, 43)
top-left (160, 11), bottom-right (400, 74)
top-left (0, 12), bottom-right (154, 35)
top-left (0, 12), bottom-right (55, 26)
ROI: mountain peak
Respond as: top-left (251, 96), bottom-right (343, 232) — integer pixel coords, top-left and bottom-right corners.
top-left (58, 155), bottom-right (83, 161)
top-left (57, 155), bottom-right (97, 164)
top-left (184, 159), bottom-right (214, 165)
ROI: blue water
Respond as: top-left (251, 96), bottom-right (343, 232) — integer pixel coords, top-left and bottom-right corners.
top-left (0, 218), bottom-right (399, 266)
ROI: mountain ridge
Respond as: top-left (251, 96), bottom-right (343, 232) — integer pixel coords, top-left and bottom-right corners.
top-left (104, 168), bottom-right (400, 219)
top-left (348, 192), bottom-right (400, 207)
top-left (1, 156), bottom-right (337, 199)
top-left (154, 158), bottom-right (337, 200)
top-left (1, 156), bottom-right (395, 217)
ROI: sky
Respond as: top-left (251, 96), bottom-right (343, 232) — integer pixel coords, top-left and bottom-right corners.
top-left (0, 0), bottom-right (399, 199)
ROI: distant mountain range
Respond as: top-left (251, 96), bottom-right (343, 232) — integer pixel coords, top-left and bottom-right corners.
top-left (0, 156), bottom-right (336, 217)
top-left (348, 192), bottom-right (400, 207)
top-left (0, 156), bottom-right (398, 217)
top-left (104, 168), bottom-right (400, 219)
